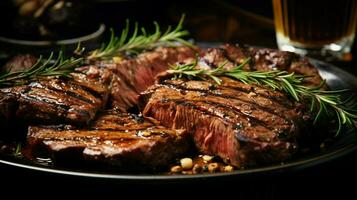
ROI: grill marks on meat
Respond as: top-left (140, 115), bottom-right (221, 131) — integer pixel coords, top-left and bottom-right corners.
top-left (98, 46), bottom-right (197, 111)
top-left (0, 66), bottom-right (109, 125)
top-left (27, 110), bottom-right (189, 169)
top-left (140, 78), bottom-right (307, 167)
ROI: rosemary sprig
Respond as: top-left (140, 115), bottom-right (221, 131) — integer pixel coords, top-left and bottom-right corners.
top-left (87, 14), bottom-right (192, 60)
top-left (0, 52), bottom-right (83, 87)
top-left (168, 58), bottom-right (357, 135)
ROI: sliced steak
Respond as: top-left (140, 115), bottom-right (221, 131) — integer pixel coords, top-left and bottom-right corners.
top-left (0, 66), bottom-right (110, 125)
top-left (204, 44), bottom-right (324, 87)
top-left (0, 46), bottom-right (196, 125)
top-left (140, 78), bottom-right (310, 167)
top-left (97, 46), bottom-right (197, 111)
top-left (27, 110), bottom-right (189, 169)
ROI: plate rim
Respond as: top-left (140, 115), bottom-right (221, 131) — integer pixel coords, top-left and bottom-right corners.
top-left (0, 142), bottom-right (356, 180)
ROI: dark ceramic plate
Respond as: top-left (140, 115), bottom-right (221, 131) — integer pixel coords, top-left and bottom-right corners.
top-left (0, 57), bottom-right (356, 181)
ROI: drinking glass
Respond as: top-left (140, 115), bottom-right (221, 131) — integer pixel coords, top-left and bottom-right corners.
top-left (272, 0), bottom-right (357, 59)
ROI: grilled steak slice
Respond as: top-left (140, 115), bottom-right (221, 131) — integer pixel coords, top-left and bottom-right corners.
top-left (97, 46), bottom-right (197, 111)
top-left (0, 66), bottom-right (110, 125)
top-left (203, 44), bottom-right (323, 87)
top-left (140, 78), bottom-right (309, 167)
top-left (27, 110), bottom-right (189, 169)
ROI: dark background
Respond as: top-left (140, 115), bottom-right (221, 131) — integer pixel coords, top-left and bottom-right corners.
top-left (0, 0), bottom-right (356, 199)
top-left (1, 0), bottom-right (356, 74)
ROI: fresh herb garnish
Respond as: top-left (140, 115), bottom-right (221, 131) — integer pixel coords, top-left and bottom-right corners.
top-left (87, 14), bottom-right (192, 60)
top-left (167, 58), bottom-right (357, 135)
top-left (0, 52), bottom-right (83, 88)
top-left (14, 143), bottom-right (22, 158)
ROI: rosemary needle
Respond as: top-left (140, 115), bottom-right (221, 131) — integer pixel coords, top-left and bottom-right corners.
top-left (14, 143), bottom-right (22, 158)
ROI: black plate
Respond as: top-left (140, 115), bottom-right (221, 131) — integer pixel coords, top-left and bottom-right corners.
top-left (0, 58), bottom-right (356, 181)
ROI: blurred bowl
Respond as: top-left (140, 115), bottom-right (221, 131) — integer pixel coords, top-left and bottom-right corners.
top-left (0, 23), bottom-right (105, 58)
